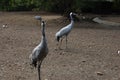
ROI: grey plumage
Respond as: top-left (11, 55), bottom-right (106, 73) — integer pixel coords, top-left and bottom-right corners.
top-left (35, 16), bottom-right (42, 20)
top-left (29, 21), bottom-right (48, 80)
top-left (55, 12), bottom-right (77, 49)
top-left (35, 16), bottom-right (42, 26)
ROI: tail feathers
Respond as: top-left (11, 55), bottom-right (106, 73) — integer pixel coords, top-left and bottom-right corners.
top-left (56, 36), bottom-right (60, 42)
top-left (31, 60), bottom-right (37, 68)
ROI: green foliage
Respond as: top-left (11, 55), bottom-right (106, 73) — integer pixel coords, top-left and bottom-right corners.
top-left (80, 0), bottom-right (113, 14)
top-left (0, 0), bottom-right (120, 14)
top-left (113, 0), bottom-right (120, 13)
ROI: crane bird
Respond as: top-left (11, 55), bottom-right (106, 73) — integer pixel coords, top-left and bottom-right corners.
top-left (55, 12), bottom-right (77, 49)
top-left (35, 16), bottom-right (42, 25)
top-left (35, 16), bottom-right (42, 20)
top-left (29, 21), bottom-right (48, 80)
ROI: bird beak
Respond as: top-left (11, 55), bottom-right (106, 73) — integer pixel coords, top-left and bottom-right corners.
top-left (72, 13), bottom-right (79, 19)
top-left (73, 13), bottom-right (78, 16)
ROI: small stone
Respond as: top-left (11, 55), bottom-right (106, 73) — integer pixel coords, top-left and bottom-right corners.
top-left (2, 24), bottom-right (8, 28)
top-left (22, 67), bottom-right (25, 70)
top-left (96, 72), bottom-right (103, 76)
top-left (118, 50), bottom-right (120, 54)
top-left (82, 60), bottom-right (86, 62)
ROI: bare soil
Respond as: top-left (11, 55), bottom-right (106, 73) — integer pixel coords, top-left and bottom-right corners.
top-left (0, 12), bottom-right (120, 80)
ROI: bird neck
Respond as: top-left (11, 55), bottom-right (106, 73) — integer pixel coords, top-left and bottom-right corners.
top-left (70, 18), bottom-right (74, 27)
top-left (70, 14), bottom-right (75, 26)
top-left (70, 14), bottom-right (74, 21)
top-left (41, 26), bottom-right (45, 37)
top-left (42, 26), bottom-right (47, 44)
top-left (40, 27), bottom-right (47, 45)
top-left (71, 19), bottom-right (74, 24)
top-left (41, 36), bottom-right (46, 43)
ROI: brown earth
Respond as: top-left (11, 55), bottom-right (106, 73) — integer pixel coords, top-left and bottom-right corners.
top-left (0, 12), bottom-right (120, 80)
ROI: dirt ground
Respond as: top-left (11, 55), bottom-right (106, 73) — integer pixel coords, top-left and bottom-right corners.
top-left (0, 12), bottom-right (120, 80)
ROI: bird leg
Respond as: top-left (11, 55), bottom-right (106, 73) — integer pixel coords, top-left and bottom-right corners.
top-left (56, 42), bottom-right (59, 50)
top-left (37, 58), bottom-right (44, 80)
top-left (38, 63), bottom-right (41, 80)
top-left (66, 36), bottom-right (68, 49)
top-left (37, 61), bottom-right (42, 80)
top-left (59, 37), bottom-right (63, 50)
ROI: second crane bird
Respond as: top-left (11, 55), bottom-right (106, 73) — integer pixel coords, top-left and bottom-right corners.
top-left (55, 12), bottom-right (77, 49)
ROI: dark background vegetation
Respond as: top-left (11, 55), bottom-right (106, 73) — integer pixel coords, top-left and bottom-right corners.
top-left (0, 0), bottom-right (120, 14)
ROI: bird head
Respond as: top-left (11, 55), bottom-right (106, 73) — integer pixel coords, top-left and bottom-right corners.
top-left (35, 16), bottom-right (42, 21)
top-left (70, 12), bottom-right (77, 17)
top-left (41, 21), bottom-right (45, 27)
top-left (70, 12), bottom-right (79, 21)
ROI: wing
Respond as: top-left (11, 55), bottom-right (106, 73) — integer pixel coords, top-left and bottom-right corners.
top-left (32, 42), bottom-right (48, 61)
top-left (59, 24), bottom-right (72, 37)
top-left (32, 46), bottom-right (41, 60)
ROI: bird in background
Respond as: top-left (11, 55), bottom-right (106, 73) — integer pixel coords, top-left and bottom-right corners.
top-left (35, 16), bottom-right (42, 25)
top-left (35, 16), bottom-right (42, 20)
top-left (55, 12), bottom-right (77, 50)
top-left (29, 20), bottom-right (48, 80)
